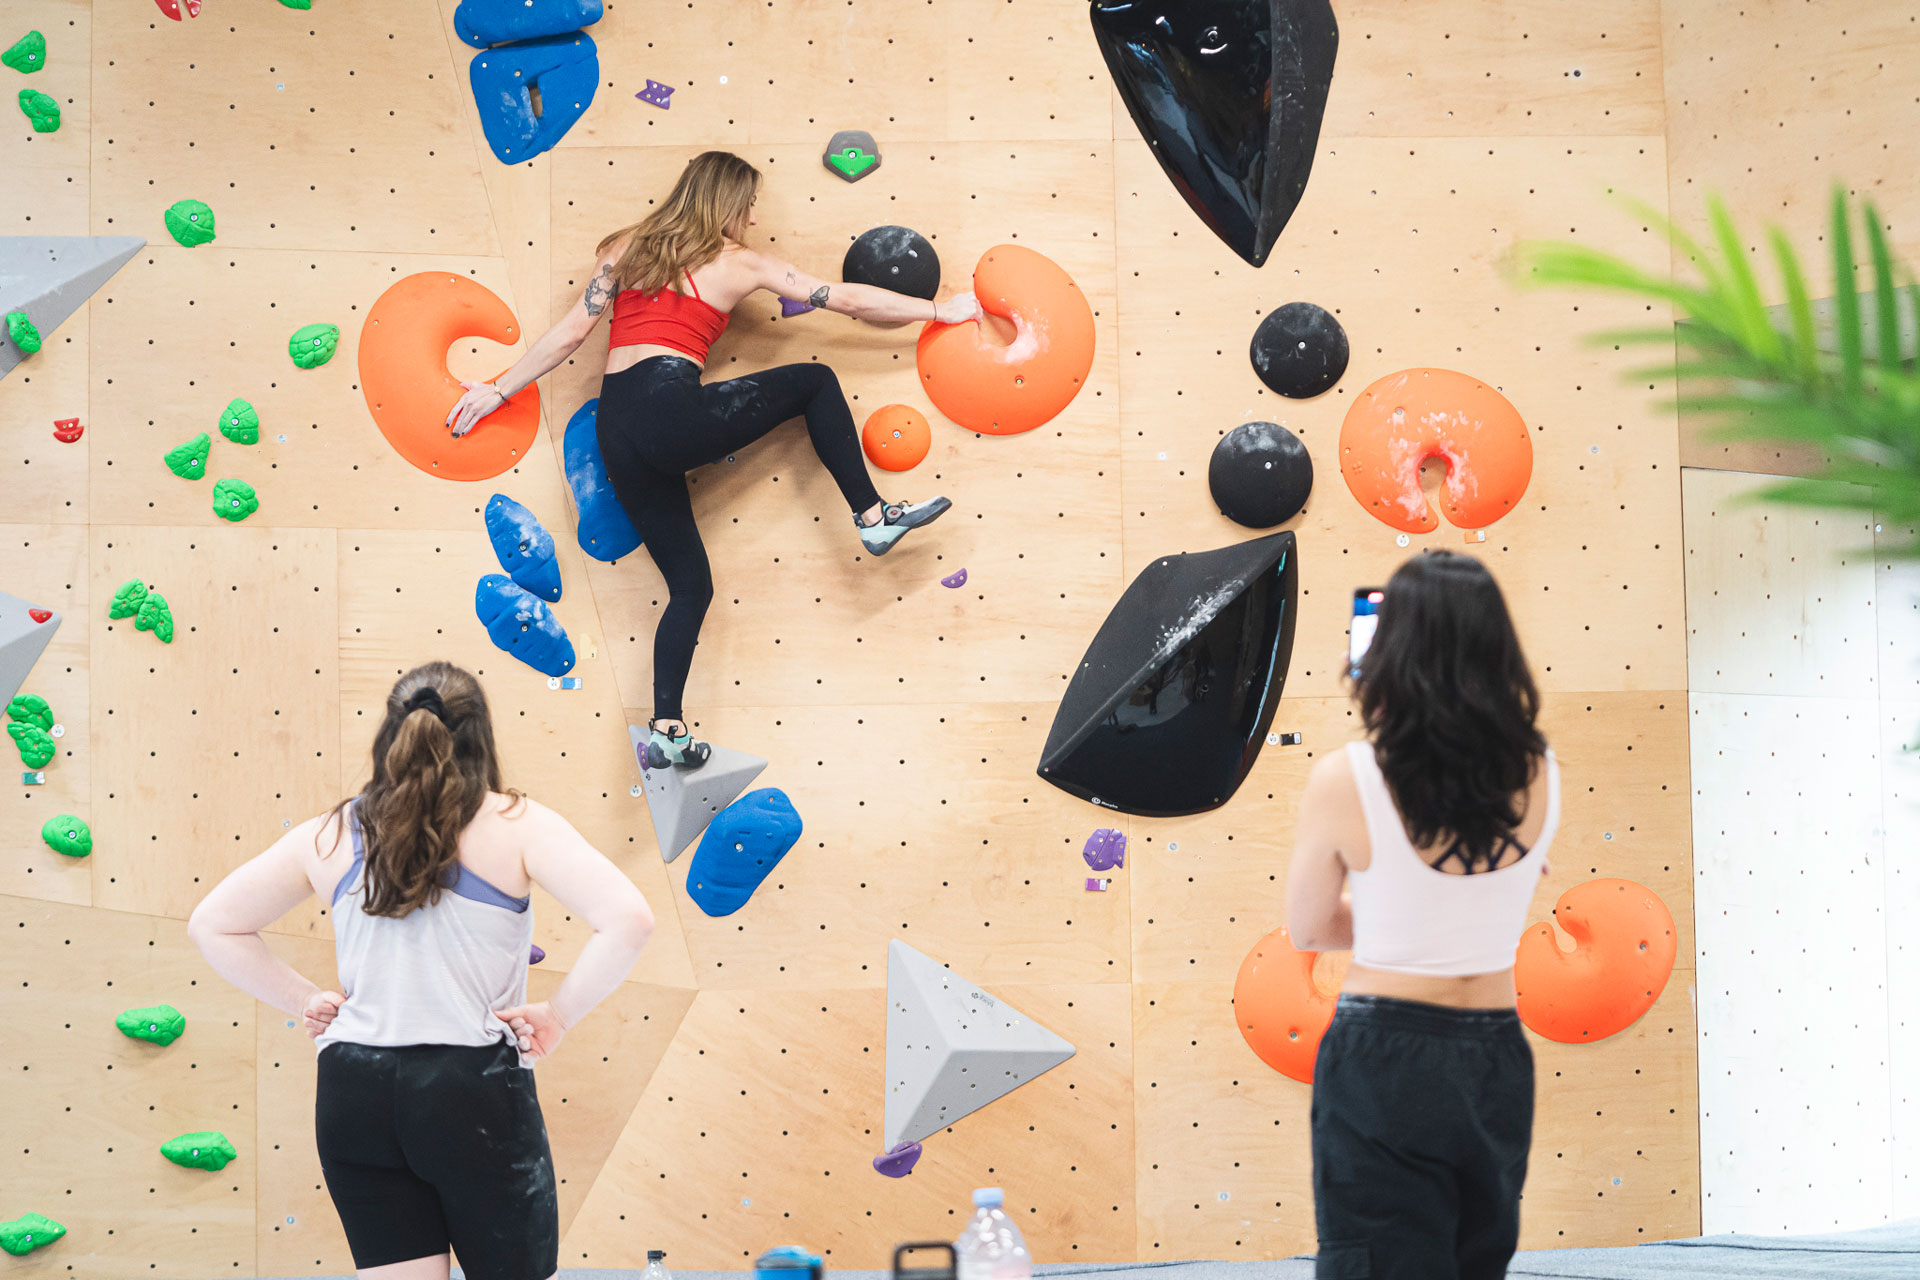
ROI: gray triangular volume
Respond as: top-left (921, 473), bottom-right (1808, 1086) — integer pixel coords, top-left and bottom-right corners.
top-left (0, 592), bottom-right (61, 709)
top-left (0, 236), bottom-right (145, 379)
top-left (628, 724), bottom-right (766, 863)
top-left (883, 939), bottom-right (1075, 1149)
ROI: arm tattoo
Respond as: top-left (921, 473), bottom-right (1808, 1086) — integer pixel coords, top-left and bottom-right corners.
top-left (583, 264), bottom-right (615, 317)
top-left (785, 270), bottom-right (798, 284)
top-left (808, 284), bottom-right (831, 309)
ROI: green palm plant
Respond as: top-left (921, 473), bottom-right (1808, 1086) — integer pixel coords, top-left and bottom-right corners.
top-left (1515, 188), bottom-right (1920, 555)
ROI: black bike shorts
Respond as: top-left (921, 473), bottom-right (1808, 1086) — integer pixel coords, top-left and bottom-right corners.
top-left (316, 1040), bottom-right (558, 1280)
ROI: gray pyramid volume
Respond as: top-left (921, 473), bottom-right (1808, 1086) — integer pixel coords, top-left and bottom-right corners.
top-left (0, 592), bottom-right (61, 709)
top-left (883, 939), bottom-right (1076, 1149)
top-left (0, 236), bottom-right (145, 379)
top-left (628, 724), bottom-right (766, 863)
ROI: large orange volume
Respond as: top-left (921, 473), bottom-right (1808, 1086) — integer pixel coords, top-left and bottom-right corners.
top-left (358, 273), bottom-right (540, 482)
top-left (1338, 368), bottom-right (1532, 533)
top-left (1514, 878), bottom-right (1677, 1043)
top-left (915, 244), bottom-right (1095, 435)
top-left (1233, 926), bottom-right (1337, 1084)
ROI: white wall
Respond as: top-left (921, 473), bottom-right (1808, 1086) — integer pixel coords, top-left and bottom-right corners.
top-left (1683, 468), bottom-right (1912, 1232)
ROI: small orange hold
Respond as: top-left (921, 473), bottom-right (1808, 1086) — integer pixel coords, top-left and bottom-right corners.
top-left (916, 244), bottom-right (1095, 435)
top-left (861, 404), bottom-right (931, 472)
top-left (1338, 368), bottom-right (1532, 534)
top-left (1233, 926), bottom-right (1337, 1084)
top-left (1515, 878), bottom-right (1677, 1044)
top-left (358, 273), bottom-right (540, 483)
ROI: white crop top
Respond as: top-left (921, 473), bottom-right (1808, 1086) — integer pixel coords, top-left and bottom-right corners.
top-left (314, 802), bottom-right (534, 1057)
top-left (1344, 740), bottom-right (1560, 977)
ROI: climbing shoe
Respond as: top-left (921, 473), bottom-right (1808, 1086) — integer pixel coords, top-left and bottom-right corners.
top-left (644, 720), bottom-right (711, 770)
top-left (857, 496), bottom-right (952, 556)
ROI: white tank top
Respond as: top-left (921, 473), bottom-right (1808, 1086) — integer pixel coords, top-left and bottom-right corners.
top-left (314, 802), bottom-right (534, 1056)
top-left (1344, 740), bottom-right (1560, 977)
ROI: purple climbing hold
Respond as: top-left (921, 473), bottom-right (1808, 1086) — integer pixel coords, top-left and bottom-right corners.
top-left (529, 944), bottom-right (546, 965)
top-left (872, 1140), bottom-right (922, 1178)
top-left (1086, 877), bottom-right (1110, 892)
top-left (636, 79), bottom-right (673, 109)
top-left (941, 568), bottom-right (967, 589)
top-left (1083, 827), bottom-right (1126, 871)
top-left (780, 297), bottom-right (814, 318)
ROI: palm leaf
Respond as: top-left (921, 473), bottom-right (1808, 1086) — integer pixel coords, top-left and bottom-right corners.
top-left (1770, 227), bottom-right (1820, 384)
top-left (1830, 187), bottom-right (1865, 396)
top-left (1706, 195), bottom-right (1782, 363)
top-left (1865, 203), bottom-right (1901, 372)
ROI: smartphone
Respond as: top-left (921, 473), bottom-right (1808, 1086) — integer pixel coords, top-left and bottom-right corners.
top-left (1349, 587), bottom-right (1385, 674)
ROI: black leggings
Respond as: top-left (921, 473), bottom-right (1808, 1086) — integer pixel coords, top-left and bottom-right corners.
top-left (1311, 994), bottom-right (1534, 1280)
top-left (596, 355), bottom-right (883, 720)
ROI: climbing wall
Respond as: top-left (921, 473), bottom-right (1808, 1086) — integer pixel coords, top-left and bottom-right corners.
top-left (0, 0), bottom-right (1777, 1272)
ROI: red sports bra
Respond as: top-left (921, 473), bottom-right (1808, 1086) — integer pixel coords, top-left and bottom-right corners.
top-left (607, 271), bottom-right (730, 363)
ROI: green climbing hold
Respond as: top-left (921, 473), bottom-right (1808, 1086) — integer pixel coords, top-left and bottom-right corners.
top-left (7, 310), bottom-right (41, 353)
top-left (164, 198), bottom-right (216, 248)
top-left (212, 477), bottom-right (258, 522)
top-left (827, 147), bottom-right (879, 180)
top-left (288, 322), bottom-right (339, 369)
top-left (165, 431), bottom-right (211, 479)
top-left (109, 577), bottom-right (149, 620)
top-left (9, 722), bottom-right (55, 769)
top-left (0, 1213), bottom-right (65, 1258)
top-left (40, 814), bottom-right (90, 858)
top-left (2, 30), bottom-right (45, 74)
top-left (135, 592), bottom-right (174, 643)
top-left (279, 0), bottom-right (312, 8)
top-left (6, 692), bottom-right (53, 731)
top-left (17, 86), bottom-right (58, 131)
top-left (161, 1130), bottom-right (237, 1171)
top-left (116, 1003), bottom-right (186, 1045)
top-left (218, 397), bottom-right (260, 444)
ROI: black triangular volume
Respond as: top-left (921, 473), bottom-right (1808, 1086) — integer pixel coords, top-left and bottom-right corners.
top-left (1090, 1), bottom-right (1339, 267)
top-left (1038, 532), bottom-right (1299, 817)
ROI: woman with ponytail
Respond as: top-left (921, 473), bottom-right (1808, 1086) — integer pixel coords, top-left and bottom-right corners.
top-left (190, 662), bottom-right (653, 1280)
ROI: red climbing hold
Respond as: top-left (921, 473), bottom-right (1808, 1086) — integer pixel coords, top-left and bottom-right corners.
top-left (1233, 926), bottom-right (1336, 1084)
top-left (53, 418), bottom-right (83, 443)
top-left (154, 0), bottom-right (200, 17)
top-left (29, 610), bottom-right (53, 624)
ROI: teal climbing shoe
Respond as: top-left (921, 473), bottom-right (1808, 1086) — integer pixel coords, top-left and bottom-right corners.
top-left (644, 719), bottom-right (711, 771)
top-left (857, 496), bottom-right (951, 556)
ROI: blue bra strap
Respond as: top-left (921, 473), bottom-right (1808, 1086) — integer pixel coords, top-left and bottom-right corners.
top-left (329, 802), bottom-right (367, 909)
top-left (328, 799), bottom-right (529, 913)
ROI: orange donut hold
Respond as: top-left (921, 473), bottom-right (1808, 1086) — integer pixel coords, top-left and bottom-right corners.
top-left (1514, 878), bottom-right (1677, 1043)
top-left (1338, 368), bottom-right (1532, 534)
top-left (861, 404), bottom-right (931, 472)
top-left (1233, 926), bottom-right (1337, 1084)
top-left (358, 273), bottom-right (541, 482)
top-left (916, 244), bottom-right (1095, 435)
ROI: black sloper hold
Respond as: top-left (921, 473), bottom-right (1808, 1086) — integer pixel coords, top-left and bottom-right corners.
top-left (1209, 421), bottom-right (1313, 528)
top-left (1249, 301), bottom-right (1348, 398)
top-left (842, 226), bottom-right (941, 300)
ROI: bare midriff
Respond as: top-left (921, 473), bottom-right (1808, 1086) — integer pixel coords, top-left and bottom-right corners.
top-left (1341, 962), bottom-right (1518, 1010)
top-left (607, 343), bottom-right (702, 377)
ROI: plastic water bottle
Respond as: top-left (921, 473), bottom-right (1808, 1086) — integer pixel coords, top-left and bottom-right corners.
top-left (955, 1187), bottom-right (1032, 1280)
top-left (640, 1250), bottom-right (671, 1280)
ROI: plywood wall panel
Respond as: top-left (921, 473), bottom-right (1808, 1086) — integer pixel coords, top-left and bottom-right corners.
top-left (562, 982), bottom-right (1135, 1270)
top-left (89, 3), bottom-right (498, 256)
top-left (1881, 698), bottom-right (1920, 1220)
top-left (1, 2), bottom-right (90, 231)
top-left (0, 523), bottom-right (93, 906)
top-left (0, 896), bottom-right (260, 1280)
top-left (86, 524), bottom-right (340, 924)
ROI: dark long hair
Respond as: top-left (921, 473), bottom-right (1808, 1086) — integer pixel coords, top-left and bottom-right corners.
top-left (1352, 552), bottom-right (1546, 871)
top-left (324, 662), bottom-right (520, 917)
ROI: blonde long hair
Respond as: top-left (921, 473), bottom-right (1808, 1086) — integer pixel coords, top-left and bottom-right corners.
top-left (324, 662), bottom-right (522, 918)
top-left (597, 151), bottom-right (762, 295)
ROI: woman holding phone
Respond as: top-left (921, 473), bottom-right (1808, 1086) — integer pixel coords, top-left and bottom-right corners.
top-left (1286, 551), bottom-right (1559, 1280)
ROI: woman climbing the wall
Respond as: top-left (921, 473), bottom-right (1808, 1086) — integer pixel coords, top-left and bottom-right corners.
top-left (445, 150), bottom-right (978, 771)
top-left (189, 662), bottom-right (654, 1280)
top-left (1285, 551), bottom-right (1560, 1280)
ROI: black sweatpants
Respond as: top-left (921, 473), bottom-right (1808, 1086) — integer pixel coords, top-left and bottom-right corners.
top-left (315, 1040), bottom-right (557, 1280)
top-left (596, 354), bottom-right (884, 720)
top-left (1311, 994), bottom-right (1534, 1280)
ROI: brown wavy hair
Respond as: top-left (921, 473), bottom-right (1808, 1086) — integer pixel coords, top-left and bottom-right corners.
top-left (595, 150), bottom-right (761, 295)
top-left (324, 662), bottom-right (520, 917)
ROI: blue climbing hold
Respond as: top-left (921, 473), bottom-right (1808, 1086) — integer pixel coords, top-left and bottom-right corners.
top-left (685, 788), bottom-right (802, 918)
top-left (485, 494), bottom-right (562, 602)
top-left (469, 32), bottom-right (599, 164)
top-left (474, 574), bottom-right (576, 677)
top-left (454, 0), bottom-right (601, 48)
top-left (562, 399), bottom-right (642, 562)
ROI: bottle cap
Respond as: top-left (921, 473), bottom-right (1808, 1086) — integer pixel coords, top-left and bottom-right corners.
top-left (972, 1187), bottom-right (1004, 1209)
top-left (649, 1251), bottom-right (666, 1263)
